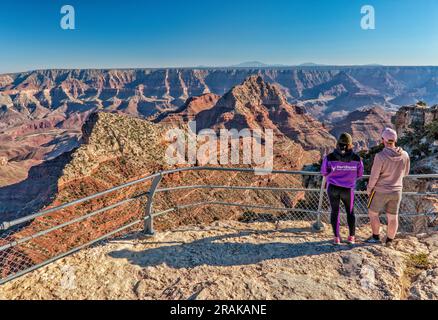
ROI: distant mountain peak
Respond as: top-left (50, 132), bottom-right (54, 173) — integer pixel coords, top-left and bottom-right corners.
top-left (298, 62), bottom-right (325, 67)
top-left (230, 61), bottom-right (270, 68)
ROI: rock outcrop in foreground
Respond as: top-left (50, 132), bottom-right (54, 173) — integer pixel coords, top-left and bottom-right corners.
top-left (395, 103), bottom-right (438, 137)
top-left (394, 103), bottom-right (438, 174)
top-left (1, 220), bottom-right (437, 300)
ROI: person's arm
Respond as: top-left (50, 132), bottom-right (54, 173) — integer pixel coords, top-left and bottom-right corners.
top-left (404, 154), bottom-right (411, 177)
top-left (367, 154), bottom-right (383, 195)
top-left (321, 156), bottom-right (330, 177)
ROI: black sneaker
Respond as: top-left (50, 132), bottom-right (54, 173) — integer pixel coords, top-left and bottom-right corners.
top-left (365, 236), bottom-right (382, 244)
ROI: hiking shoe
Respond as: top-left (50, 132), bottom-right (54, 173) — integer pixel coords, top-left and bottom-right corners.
top-left (365, 236), bottom-right (382, 244)
top-left (333, 237), bottom-right (342, 245)
top-left (347, 236), bottom-right (356, 245)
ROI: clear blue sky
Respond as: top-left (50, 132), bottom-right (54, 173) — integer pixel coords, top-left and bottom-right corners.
top-left (1, 0), bottom-right (438, 73)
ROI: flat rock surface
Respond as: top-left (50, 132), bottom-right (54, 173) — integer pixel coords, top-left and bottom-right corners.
top-left (0, 220), bottom-right (437, 300)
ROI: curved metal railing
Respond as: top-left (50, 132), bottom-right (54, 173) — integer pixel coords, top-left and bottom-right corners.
top-left (0, 167), bottom-right (437, 285)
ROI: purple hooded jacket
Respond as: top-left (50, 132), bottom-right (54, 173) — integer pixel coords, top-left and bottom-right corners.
top-left (321, 149), bottom-right (364, 189)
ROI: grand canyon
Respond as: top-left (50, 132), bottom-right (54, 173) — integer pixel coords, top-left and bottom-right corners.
top-left (2, 66), bottom-right (438, 192)
top-left (1, 66), bottom-right (438, 217)
top-left (0, 67), bottom-right (438, 299)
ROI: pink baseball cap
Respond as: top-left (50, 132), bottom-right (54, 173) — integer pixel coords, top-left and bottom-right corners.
top-left (381, 127), bottom-right (397, 142)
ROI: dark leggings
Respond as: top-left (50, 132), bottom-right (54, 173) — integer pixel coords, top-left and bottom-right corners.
top-left (327, 184), bottom-right (356, 237)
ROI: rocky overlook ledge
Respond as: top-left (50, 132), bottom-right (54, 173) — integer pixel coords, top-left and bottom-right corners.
top-left (1, 220), bottom-right (437, 300)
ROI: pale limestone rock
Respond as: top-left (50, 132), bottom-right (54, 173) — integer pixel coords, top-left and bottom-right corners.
top-left (0, 220), bottom-right (436, 300)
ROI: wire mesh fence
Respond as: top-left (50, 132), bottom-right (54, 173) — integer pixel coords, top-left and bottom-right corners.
top-left (0, 167), bottom-right (437, 285)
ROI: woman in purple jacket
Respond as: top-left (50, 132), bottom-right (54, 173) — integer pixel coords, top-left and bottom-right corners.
top-left (321, 133), bottom-right (364, 245)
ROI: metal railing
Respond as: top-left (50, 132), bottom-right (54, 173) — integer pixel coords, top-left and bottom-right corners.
top-left (0, 167), bottom-right (437, 285)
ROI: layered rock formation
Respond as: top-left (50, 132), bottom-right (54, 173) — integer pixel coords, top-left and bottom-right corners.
top-left (0, 76), bottom-right (331, 216)
top-left (3, 67), bottom-right (436, 188)
top-left (173, 75), bottom-right (337, 151)
top-left (1, 67), bottom-right (438, 126)
top-left (154, 93), bottom-right (220, 124)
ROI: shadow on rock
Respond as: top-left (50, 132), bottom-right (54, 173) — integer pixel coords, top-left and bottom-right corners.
top-left (0, 151), bottom-right (73, 223)
top-left (108, 229), bottom-right (359, 269)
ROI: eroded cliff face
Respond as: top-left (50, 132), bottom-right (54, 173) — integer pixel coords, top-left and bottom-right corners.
top-left (395, 103), bottom-right (438, 137)
top-left (3, 67), bottom-right (436, 189)
top-left (393, 103), bottom-right (438, 173)
top-left (60, 112), bottom-right (168, 185)
top-left (191, 76), bottom-right (336, 151)
top-left (1, 67), bottom-right (438, 129)
top-left (154, 93), bottom-right (220, 124)
top-left (1, 76), bottom-right (329, 217)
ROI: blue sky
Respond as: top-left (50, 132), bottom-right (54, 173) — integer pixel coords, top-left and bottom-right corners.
top-left (1, 0), bottom-right (438, 73)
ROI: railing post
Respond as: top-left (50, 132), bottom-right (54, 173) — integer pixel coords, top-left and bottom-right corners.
top-left (312, 176), bottom-right (326, 232)
top-left (144, 173), bottom-right (163, 236)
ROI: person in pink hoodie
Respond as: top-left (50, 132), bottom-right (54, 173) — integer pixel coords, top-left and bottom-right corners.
top-left (366, 128), bottom-right (410, 246)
